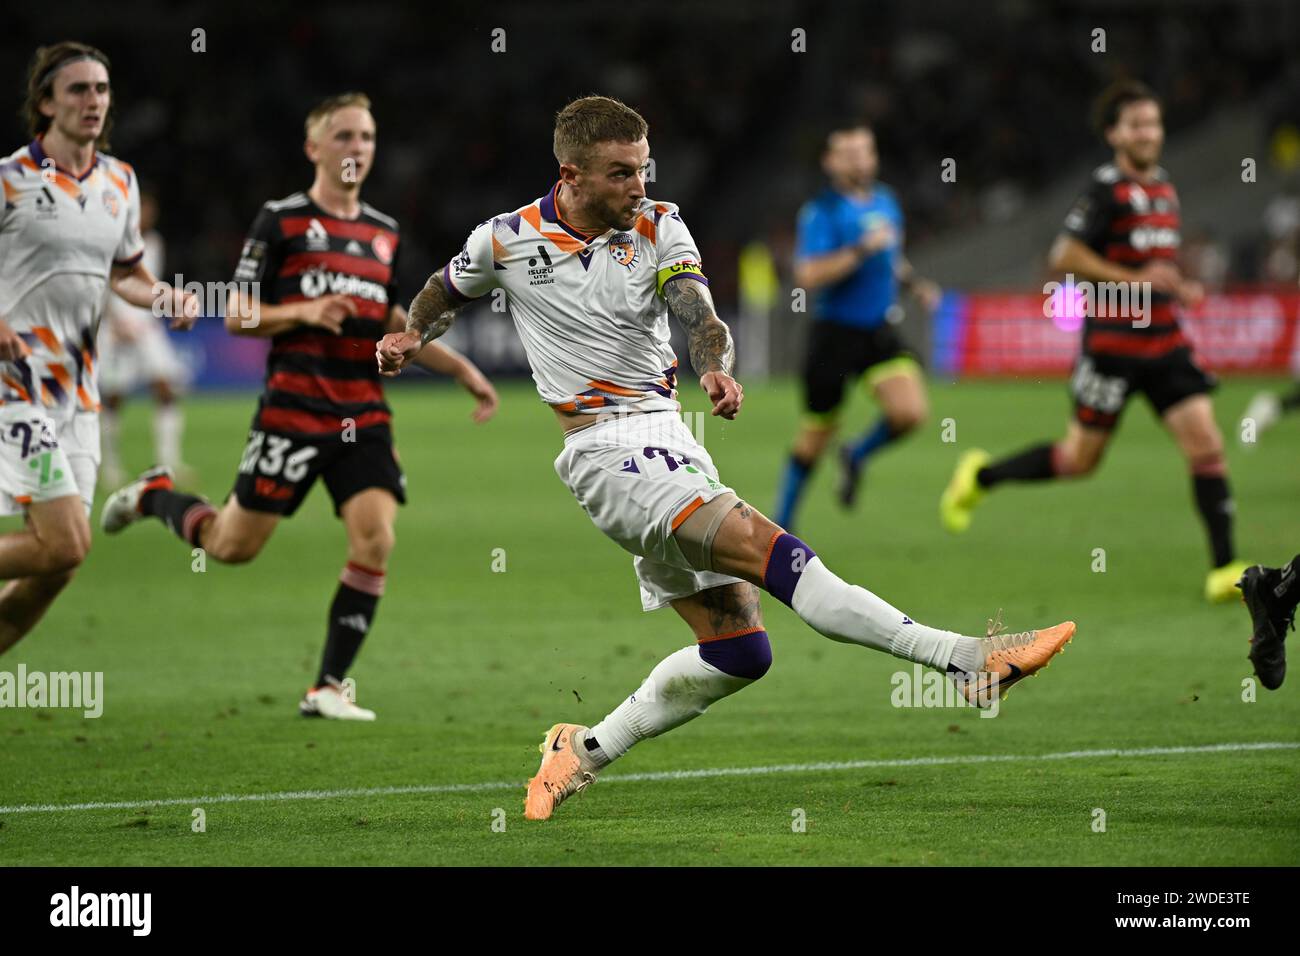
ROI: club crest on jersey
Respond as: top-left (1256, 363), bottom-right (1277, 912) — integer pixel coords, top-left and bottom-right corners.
top-left (608, 233), bottom-right (639, 270)
top-left (371, 232), bottom-right (394, 264)
top-left (101, 189), bottom-right (120, 218)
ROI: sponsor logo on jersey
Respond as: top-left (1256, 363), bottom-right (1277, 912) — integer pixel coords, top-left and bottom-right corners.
top-left (345, 239), bottom-right (364, 257)
top-left (34, 186), bottom-right (58, 220)
top-left (608, 232), bottom-right (639, 269)
top-left (305, 218), bottom-right (330, 251)
top-left (1128, 225), bottom-right (1179, 252)
top-left (299, 268), bottom-right (388, 303)
top-left (371, 232), bottom-right (394, 264)
top-left (527, 244), bottom-right (556, 286)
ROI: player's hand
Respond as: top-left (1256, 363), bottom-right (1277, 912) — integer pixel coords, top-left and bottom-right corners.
top-left (701, 371), bottom-right (743, 420)
top-left (376, 330), bottom-right (422, 377)
top-left (299, 294), bottom-right (357, 334)
top-left (168, 288), bottom-right (201, 331)
top-left (910, 277), bottom-right (943, 312)
top-left (458, 368), bottom-right (499, 423)
top-left (1177, 278), bottom-right (1205, 308)
top-left (1137, 260), bottom-right (1182, 296)
top-left (0, 317), bottom-right (26, 363)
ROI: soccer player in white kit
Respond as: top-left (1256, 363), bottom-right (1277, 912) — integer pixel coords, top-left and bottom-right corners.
top-left (378, 96), bottom-right (1077, 820)
top-left (0, 42), bottom-right (197, 654)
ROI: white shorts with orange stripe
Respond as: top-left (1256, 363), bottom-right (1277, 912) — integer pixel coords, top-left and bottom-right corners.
top-left (554, 410), bottom-right (743, 611)
top-left (0, 405), bottom-right (98, 517)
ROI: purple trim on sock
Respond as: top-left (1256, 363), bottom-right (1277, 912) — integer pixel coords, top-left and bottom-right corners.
top-left (698, 629), bottom-right (772, 680)
top-left (763, 533), bottom-right (816, 607)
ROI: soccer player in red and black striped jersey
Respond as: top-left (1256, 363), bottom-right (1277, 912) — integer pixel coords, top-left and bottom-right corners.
top-left (941, 81), bottom-right (1250, 602)
top-left (101, 93), bottom-right (498, 718)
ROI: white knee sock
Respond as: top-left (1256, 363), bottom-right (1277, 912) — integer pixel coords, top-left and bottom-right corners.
top-left (792, 557), bottom-right (984, 672)
top-left (101, 406), bottom-right (123, 478)
top-left (153, 403), bottom-right (183, 470)
top-left (584, 646), bottom-right (754, 768)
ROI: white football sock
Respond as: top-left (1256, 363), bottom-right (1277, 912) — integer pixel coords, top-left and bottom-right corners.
top-left (100, 406), bottom-right (123, 478)
top-left (792, 556), bottom-right (984, 672)
top-left (153, 402), bottom-right (183, 470)
top-left (585, 645), bottom-right (754, 768)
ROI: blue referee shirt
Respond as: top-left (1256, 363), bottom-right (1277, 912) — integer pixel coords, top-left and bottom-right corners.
top-left (795, 184), bottom-right (903, 328)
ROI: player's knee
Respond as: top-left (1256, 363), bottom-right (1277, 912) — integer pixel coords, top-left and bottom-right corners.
top-left (206, 533), bottom-right (261, 565)
top-left (794, 430), bottom-right (833, 462)
top-left (349, 524), bottom-right (395, 568)
top-left (1185, 432), bottom-right (1224, 464)
top-left (698, 629), bottom-right (772, 681)
top-left (888, 400), bottom-right (927, 434)
top-left (743, 511), bottom-right (782, 557)
top-left (41, 535), bottom-right (88, 575)
top-left (1057, 442), bottom-right (1101, 477)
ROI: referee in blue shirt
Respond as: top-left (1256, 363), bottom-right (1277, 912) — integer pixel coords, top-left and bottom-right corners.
top-left (775, 122), bottom-right (940, 531)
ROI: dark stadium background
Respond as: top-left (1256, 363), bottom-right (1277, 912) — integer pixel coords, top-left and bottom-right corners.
top-left (5, 0), bottom-right (1299, 384)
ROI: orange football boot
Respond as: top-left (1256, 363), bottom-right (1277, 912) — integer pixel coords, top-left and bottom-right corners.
top-left (524, 723), bottom-right (598, 820)
top-left (950, 621), bottom-right (1076, 708)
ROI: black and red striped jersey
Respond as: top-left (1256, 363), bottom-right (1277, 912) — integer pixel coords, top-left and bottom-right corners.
top-left (1062, 163), bottom-right (1185, 359)
top-left (231, 192), bottom-right (401, 436)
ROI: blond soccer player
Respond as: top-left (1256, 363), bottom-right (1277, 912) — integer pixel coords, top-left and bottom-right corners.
top-left (380, 96), bottom-right (1076, 820)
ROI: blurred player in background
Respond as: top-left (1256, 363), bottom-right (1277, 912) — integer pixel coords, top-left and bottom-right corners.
top-left (941, 81), bottom-right (1250, 603)
top-left (1238, 557), bottom-right (1297, 689)
top-left (378, 96), bottom-right (1074, 821)
top-left (102, 93), bottom-right (498, 717)
top-left (98, 186), bottom-right (192, 488)
top-left (1241, 381), bottom-right (1300, 441)
top-left (774, 123), bottom-right (940, 531)
top-left (0, 42), bottom-right (197, 655)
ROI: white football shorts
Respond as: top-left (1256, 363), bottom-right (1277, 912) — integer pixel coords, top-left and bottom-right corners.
top-left (553, 409), bottom-right (744, 610)
top-left (0, 405), bottom-right (99, 517)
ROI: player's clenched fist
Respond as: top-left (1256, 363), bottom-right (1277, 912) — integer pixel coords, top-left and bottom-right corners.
top-left (700, 371), bottom-right (743, 420)
top-left (377, 330), bottom-right (422, 377)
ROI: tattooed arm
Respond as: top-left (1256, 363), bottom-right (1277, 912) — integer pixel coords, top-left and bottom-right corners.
top-left (663, 277), bottom-right (743, 419)
top-left (376, 271), bottom-right (463, 377)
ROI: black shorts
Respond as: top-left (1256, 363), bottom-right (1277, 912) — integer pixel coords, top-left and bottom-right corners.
top-left (802, 320), bottom-right (921, 417)
top-left (1070, 347), bottom-right (1216, 430)
top-left (230, 420), bottom-right (406, 517)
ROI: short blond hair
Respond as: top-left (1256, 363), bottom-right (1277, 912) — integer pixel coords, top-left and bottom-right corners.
top-left (553, 95), bottom-right (648, 167)
top-left (305, 91), bottom-right (372, 141)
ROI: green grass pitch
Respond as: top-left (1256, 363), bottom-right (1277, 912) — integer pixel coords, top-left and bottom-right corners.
top-left (0, 374), bottom-right (1297, 865)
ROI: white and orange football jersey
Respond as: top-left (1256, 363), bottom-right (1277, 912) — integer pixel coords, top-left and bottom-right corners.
top-left (443, 182), bottom-right (709, 414)
top-left (0, 137), bottom-right (144, 419)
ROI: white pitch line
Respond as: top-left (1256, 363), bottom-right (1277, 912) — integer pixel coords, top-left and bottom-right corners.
top-left (1, 741), bottom-right (1296, 815)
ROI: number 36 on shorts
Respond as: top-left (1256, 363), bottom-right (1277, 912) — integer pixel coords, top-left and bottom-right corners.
top-left (238, 429), bottom-right (318, 483)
